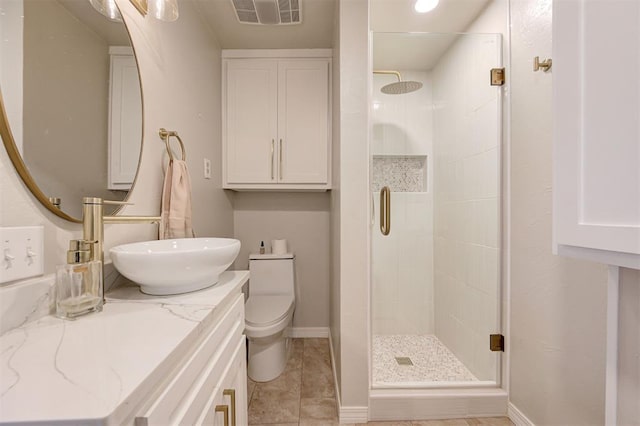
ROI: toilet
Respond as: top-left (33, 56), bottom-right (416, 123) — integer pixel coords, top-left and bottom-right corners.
top-left (245, 253), bottom-right (296, 382)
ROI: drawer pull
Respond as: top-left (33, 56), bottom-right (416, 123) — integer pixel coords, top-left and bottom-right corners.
top-left (215, 404), bottom-right (229, 426)
top-left (223, 389), bottom-right (236, 426)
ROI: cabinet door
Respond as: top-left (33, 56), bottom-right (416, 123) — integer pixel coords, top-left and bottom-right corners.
top-left (226, 59), bottom-right (278, 184)
top-left (108, 54), bottom-right (142, 190)
top-left (553, 0), bottom-right (640, 261)
top-left (196, 337), bottom-right (248, 426)
top-left (277, 59), bottom-right (329, 184)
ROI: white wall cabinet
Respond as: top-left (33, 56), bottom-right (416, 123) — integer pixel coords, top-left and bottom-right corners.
top-left (108, 46), bottom-right (142, 190)
top-left (135, 294), bottom-right (248, 425)
top-left (553, 0), bottom-right (640, 269)
top-left (223, 50), bottom-right (332, 191)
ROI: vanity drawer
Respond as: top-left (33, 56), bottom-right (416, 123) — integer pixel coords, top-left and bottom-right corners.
top-left (194, 336), bottom-right (247, 426)
top-left (135, 294), bottom-right (244, 425)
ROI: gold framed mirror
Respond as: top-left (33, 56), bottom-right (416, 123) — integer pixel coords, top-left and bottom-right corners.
top-left (0, 0), bottom-right (144, 222)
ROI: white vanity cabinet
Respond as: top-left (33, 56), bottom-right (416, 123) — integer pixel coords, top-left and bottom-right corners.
top-left (222, 50), bottom-right (332, 191)
top-left (552, 0), bottom-right (640, 269)
top-left (134, 294), bottom-right (248, 426)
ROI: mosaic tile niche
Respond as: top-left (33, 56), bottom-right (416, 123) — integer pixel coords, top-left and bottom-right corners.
top-left (372, 156), bottom-right (427, 192)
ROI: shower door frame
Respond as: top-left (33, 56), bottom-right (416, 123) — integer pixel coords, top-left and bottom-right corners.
top-left (367, 30), bottom-right (509, 420)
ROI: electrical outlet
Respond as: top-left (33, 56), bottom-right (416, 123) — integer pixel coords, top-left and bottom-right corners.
top-left (203, 158), bottom-right (212, 179)
top-left (0, 226), bottom-right (44, 284)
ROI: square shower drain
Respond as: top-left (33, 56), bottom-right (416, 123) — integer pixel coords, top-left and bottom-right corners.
top-left (395, 356), bottom-right (413, 366)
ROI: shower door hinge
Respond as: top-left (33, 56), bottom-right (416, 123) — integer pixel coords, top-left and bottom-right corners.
top-left (490, 334), bottom-right (504, 352)
top-left (490, 68), bottom-right (505, 86)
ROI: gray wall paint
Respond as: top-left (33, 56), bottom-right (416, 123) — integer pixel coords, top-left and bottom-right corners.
top-left (23, 0), bottom-right (115, 218)
top-left (0, 0), bottom-right (234, 286)
top-left (330, 0), bottom-right (342, 393)
top-left (233, 192), bottom-right (330, 328)
top-left (509, 0), bottom-right (608, 423)
top-left (618, 268), bottom-right (640, 425)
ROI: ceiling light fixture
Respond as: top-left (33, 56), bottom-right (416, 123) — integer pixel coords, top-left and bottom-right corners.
top-left (149, 0), bottom-right (179, 22)
top-left (414, 0), bottom-right (439, 13)
top-left (88, 0), bottom-right (123, 22)
top-left (89, 0), bottom-right (179, 22)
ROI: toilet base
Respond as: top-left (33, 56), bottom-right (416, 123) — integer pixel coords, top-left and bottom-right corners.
top-left (247, 334), bottom-right (290, 382)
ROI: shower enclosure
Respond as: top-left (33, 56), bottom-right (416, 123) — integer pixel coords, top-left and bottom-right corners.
top-left (370, 32), bottom-right (503, 393)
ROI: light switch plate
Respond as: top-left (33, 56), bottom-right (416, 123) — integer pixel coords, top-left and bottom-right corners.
top-left (0, 226), bottom-right (44, 284)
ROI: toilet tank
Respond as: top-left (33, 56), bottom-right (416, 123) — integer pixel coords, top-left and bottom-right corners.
top-left (249, 254), bottom-right (295, 296)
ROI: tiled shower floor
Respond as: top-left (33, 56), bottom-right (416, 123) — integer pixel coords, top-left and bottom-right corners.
top-left (373, 334), bottom-right (478, 384)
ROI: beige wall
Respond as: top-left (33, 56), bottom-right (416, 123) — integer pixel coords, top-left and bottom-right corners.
top-left (334, 0), bottom-right (370, 409)
top-left (23, 0), bottom-right (115, 219)
top-left (618, 267), bottom-right (640, 425)
top-left (0, 0), bottom-right (233, 283)
top-left (330, 0), bottom-right (342, 393)
top-left (509, 0), bottom-right (609, 423)
top-left (233, 192), bottom-right (330, 328)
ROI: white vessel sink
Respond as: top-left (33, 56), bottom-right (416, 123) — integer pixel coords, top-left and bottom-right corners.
top-left (109, 238), bottom-right (241, 295)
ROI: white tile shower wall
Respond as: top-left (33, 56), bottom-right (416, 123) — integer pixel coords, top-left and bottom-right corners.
top-left (371, 71), bottom-right (434, 337)
top-left (372, 71), bottom-right (433, 157)
top-left (372, 192), bottom-right (434, 335)
top-left (432, 33), bottom-right (501, 381)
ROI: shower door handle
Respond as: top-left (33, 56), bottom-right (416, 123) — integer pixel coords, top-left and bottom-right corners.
top-left (380, 186), bottom-right (391, 236)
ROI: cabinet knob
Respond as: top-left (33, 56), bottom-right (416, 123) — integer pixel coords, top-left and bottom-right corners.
top-left (215, 404), bottom-right (229, 426)
top-left (223, 389), bottom-right (236, 426)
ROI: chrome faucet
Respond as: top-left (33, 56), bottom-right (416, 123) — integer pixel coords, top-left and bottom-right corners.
top-left (81, 197), bottom-right (161, 295)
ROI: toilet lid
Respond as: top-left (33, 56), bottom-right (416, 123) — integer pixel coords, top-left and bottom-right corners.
top-left (245, 295), bottom-right (294, 327)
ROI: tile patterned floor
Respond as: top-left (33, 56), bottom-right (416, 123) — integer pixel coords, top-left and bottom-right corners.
top-left (372, 335), bottom-right (477, 384)
top-left (247, 338), bottom-right (513, 426)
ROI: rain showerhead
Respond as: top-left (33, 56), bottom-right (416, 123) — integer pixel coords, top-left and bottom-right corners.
top-left (374, 70), bottom-right (423, 95)
top-left (381, 80), bottom-right (423, 95)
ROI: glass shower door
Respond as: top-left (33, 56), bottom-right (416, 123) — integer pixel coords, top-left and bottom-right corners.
top-left (370, 32), bottom-right (503, 387)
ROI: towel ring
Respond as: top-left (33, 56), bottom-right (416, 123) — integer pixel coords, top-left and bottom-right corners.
top-left (159, 128), bottom-right (186, 161)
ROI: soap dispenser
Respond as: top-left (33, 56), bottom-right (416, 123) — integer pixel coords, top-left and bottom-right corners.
top-left (55, 240), bottom-right (103, 319)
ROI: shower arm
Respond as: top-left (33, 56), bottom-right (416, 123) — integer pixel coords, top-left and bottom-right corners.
top-left (373, 70), bottom-right (402, 82)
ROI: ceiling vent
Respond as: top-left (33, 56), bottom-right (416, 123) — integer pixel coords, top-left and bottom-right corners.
top-left (231, 0), bottom-right (301, 25)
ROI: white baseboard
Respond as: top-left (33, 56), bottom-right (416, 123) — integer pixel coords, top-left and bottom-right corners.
top-left (289, 326), bottom-right (330, 338)
top-left (339, 406), bottom-right (369, 423)
top-left (508, 402), bottom-right (535, 426)
top-left (329, 332), bottom-right (369, 424)
top-left (369, 388), bottom-right (507, 421)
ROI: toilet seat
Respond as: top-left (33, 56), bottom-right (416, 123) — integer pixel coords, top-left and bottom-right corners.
top-left (245, 295), bottom-right (294, 327)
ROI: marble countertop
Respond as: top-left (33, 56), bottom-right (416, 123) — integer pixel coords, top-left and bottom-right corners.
top-left (0, 270), bottom-right (249, 426)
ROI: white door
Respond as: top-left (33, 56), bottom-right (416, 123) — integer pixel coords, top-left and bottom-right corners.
top-left (226, 59), bottom-right (278, 184)
top-left (553, 0), bottom-right (640, 259)
top-left (277, 59), bottom-right (329, 184)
